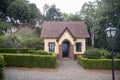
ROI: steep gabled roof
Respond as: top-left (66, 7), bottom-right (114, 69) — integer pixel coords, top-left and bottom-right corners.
top-left (41, 21), bottom-right (90, 39)
top-left (57, 27), bottom-right (76, 41)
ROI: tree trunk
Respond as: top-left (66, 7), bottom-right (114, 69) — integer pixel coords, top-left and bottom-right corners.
top-left (90, 28), bottom-right (95, 47)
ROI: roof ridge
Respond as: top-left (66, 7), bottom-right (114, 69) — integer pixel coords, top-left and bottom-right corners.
top-left (57, 27), bottom-right (75, 41)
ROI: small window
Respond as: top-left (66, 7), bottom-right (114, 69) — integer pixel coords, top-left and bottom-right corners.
top-left (76, 42), bottom-right (82, 52)
top-left (49, 42), bottom-right (55, 52)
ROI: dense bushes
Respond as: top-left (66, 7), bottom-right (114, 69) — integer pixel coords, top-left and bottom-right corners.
top-left (84, 48), bottom-right (101, 59)
top-left (100, 49), bottom-right (112, 59)
top-left (116, 53), bottom-right (120, 59)
top-left (84, 48), bottom-right (113, 59)
top-left (78, 56), bottom-right (120, 69)
top-left (0, 48), bottom-right (36, 53)
top-left (1, 35), bottom-right (22, 48)
top-left (3, 53), bottom-right (57, 68)
top-left (0, 34), bottom-right (43, 49)
top-left (22, 37), bottom-right (42, 48)
top-left (0, 55), bottom-right (4, 80)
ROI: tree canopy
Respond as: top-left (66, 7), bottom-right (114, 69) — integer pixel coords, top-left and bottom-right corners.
top-left (45, 5), bottom-right (63, 21)
top-left (80, 0), bottom-right (120, 51)
top-left (0, 0), bottom-right (41, 26)
top-left (62, 13), bottom-right (82, 21)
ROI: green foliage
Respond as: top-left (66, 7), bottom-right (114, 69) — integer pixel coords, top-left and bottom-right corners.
top-left (62, 13), bottom-right (82, 21)
top-left (0, 55), bottom-right (4, 80)
top-left (7, 0), bottom-right (30, 21)
top-left (28, 50), bottom-right (49, 55)
top-left (6, 0), bottom-right (41, 26)
top-left (35, 50), bottom-right (49, 55)
top-left (45, 5), bottom-right (63, 21)
top-left (80, 1), bottom-right (100, 47)
top-left (1, 34), bottom-right (22, 48)
top-left (0, 20), bottom-right (11, 35)
top-left (79, 0), bottom-right (120, 49)
top-left (116, 52), bottom-right (120, 59)
top-left (85, 48), bottom-right (101, 59)
top-left (0, 36), bottom-right (3, 46)
top-left (100, 48), bottom-right (111, 59)
top-left (0, 48), bottom-right (35, 53)
top-left (22, 36), bottom-right (42, 48)
top-left (28, 50), bottom-right (36, 53)
top-left (0, 34), bottom-right (42, 49)
top-left (3, 53), bottom-right (57, 68)
top-left (0, 0), bottom-right (9, 13)
top-left (78, 56), bottom-right (120, 69)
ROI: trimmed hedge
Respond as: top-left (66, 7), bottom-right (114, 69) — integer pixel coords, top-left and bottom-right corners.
top-left (28, 50), bottom-right (50, 55)
top-left (78, 56), bottom-right (120, 69)
top-left (0, 48), bottom-right (36, 53)
top-left (0, 55), bottom-right (4, 80)
top-left (3, 53), bottom-right (57, 68)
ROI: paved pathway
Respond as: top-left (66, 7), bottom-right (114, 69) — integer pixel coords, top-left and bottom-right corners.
top-left (5, 60), bottom-right (120, 80)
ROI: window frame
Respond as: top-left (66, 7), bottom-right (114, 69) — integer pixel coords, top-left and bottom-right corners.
top-left (48, 42), bottom-right (55, 52)
top-left (76, 42), bottom-right (82, 52)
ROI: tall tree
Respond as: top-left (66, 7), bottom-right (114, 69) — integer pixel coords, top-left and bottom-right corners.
top-left (43, 4), bottom-right (50, 16)
top-left (97, 0), bottom-right (120, 51)
top-left (28, 3), bottom-right (42, 26)
top-left (80, 1), bottom-right (99, 47)
top-left (0, 0), bottom-right (29, 14)
top-left (79, 0), bottom-right (120, 50)
top-left (45, 5), bottom-right (63, 21)
top-left (7, 0), bottom-right (30, 21)
top-left (7, 0), bottom-right (42, 26)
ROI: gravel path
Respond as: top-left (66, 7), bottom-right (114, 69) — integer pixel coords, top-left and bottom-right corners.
top-left (5, 60), bottom-right (120, 80)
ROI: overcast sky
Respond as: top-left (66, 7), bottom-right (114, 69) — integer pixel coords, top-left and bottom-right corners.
top-left (29, 0), bottom-right (95, 14)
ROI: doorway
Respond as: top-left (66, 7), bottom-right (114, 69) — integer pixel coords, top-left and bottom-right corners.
top-left (62, 41), bottom-right (69, 57)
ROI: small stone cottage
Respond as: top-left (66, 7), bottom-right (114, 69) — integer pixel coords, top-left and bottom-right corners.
top-left (41, 21), bottom-right (89, 59)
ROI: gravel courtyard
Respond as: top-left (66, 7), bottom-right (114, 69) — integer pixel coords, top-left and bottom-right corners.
top-left (5, 60), bottom-right (120, 80)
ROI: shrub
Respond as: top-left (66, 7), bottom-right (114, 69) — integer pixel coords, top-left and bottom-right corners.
top-left (0, 36), bottom-right (3, 46)
top-left (84, 48), bottom-right (101, 59)
top-left (0, 55), bottom-right (4, 80)
top-left (0, 48), bottom-right (35, 53)
top-left (3, 53), bottom-right (57, 68)
top-left (35, 45), bottom-right (43, 50)
top-left (1, 34), bottom-right (22, 48)
top-left (0, 20), bottom-right (11, 35)
top-left (78, 56), bottom-right (120, 69)
top-left (100, 49), bottom-right (109, 56)
top-left (100, 49), bottom-right (111, 59)
top-left (116, 52), bottom-right (120, 59)
top-left (22, 37), bottom-right (42, 48)
top-left (0, 34), bottom-right (43, 49)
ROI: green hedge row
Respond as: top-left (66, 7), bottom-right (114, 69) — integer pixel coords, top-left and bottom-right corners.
top-left (0, 55), bottom-right (4, 80)
top-left (78, 56), bottom-right (120, 69)
top-left (28, 50), bottom-right (50, 55)
top-left (3, 53), bottom-right (57, 68)
top-left (0, 48), bottom-right (36, 53)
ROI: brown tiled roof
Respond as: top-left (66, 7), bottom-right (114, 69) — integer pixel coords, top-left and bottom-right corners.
top-left (41, 21), bottom-right (90, 39)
